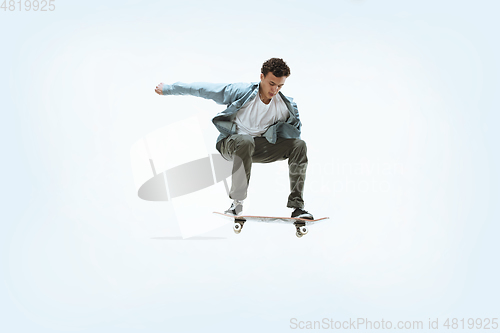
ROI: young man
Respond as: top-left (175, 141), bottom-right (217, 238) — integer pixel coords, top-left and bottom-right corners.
top-left (154, 58), bottom-right (313, 219)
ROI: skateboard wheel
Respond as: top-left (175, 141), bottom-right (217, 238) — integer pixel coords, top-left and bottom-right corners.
top-left (233, 223), bottom-right (242, 234)
top-left (299, 226), bottom-right (308, 235)
top-left (296, 231), bottom-right (303, 238)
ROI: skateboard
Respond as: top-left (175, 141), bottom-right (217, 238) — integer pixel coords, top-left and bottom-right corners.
top-left (213, 212), bottom-right (329, 238)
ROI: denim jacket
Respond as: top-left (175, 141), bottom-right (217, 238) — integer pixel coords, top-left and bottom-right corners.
top-left (162, 82), bottom-right (302, 145)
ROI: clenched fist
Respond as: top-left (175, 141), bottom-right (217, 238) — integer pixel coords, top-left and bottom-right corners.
top-left (155, 83), bottom-right (164, 95)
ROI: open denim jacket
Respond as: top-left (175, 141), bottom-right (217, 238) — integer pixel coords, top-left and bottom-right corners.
top-left (162, 82), bottom-right (302, 146)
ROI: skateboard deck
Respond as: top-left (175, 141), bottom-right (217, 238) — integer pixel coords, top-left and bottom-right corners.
top-left (213, 212), bottom-right (329, 238)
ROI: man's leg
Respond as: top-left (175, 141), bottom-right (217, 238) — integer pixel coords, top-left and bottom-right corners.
top-left (252, 137), bottom-right (308, 209)
top-left (217, 134), bottom-right (255, 201)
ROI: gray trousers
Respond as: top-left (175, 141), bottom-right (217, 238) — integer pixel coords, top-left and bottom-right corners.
top-left (217, 134), bottom-right (308, 208)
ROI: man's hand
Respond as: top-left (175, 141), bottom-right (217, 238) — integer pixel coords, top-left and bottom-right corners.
top-left (155, 83), bottom-right (164, 95)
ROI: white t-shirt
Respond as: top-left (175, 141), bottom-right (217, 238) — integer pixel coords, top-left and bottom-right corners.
top-left (234, 92), bottom-right (289, 137)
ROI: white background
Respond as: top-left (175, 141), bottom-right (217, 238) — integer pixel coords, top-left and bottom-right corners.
top-left (1, 0), bottom-right (498, 332)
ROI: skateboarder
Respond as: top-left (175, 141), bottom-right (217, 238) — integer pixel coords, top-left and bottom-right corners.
top-left (155, 58), bottom-right (313, 219)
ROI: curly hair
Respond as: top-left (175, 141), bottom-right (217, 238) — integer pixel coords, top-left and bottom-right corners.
top-left (261, 58), bottom-right (291, 78)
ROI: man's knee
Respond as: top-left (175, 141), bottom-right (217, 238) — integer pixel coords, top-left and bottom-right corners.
top-left (293, 139), bottom-right (307, 153)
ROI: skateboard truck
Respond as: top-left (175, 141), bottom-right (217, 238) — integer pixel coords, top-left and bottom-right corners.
top-left (233, 217), bottom-right (246, 234)
top-left (294, 222), bottom-right (308, 238)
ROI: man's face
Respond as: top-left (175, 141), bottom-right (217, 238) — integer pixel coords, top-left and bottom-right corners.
top-left (259, 72), bottom-right (287, 100)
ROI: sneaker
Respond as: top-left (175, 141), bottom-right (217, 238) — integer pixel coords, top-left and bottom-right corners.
top-left (291, 208), bottom-right (314, 220)
top-left (225, 200), bottom-right (243, 216)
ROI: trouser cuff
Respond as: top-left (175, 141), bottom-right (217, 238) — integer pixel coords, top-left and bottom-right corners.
top-left (287, 199), bottom-right (304, 209)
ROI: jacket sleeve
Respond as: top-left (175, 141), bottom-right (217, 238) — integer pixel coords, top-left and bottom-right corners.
top-left (162, 82), bottom-right (248, 105)
top-left (285, 96), bottom-right (302, 132)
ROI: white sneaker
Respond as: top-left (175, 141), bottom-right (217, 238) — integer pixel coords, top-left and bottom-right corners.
top-left (225, 200), bottom-right (243, 216)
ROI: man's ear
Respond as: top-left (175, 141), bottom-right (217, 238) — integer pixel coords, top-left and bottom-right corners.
top-left (260, 73), bottom-right (264, 81)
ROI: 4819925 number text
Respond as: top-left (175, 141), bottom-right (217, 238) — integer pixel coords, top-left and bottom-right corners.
top-left (1, 0), bottom-right (55, 11)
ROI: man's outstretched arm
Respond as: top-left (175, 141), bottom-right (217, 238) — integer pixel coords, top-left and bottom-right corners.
top-left (154, 81), bottom-right (251, 105)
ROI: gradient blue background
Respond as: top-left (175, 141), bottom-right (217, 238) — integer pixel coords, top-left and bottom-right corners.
top-left (1, 0), bottom-right (499, 332)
